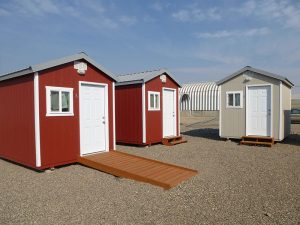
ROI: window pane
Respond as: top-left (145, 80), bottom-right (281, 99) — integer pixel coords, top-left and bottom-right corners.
top-left (228, 94), bottom-right (233, 106)
top-left (50, 91), bottom-right (59, 111)
top-left (155, 94), bottom-right (159, 109)
top-left (150, 94), bottom-right (154, 108)
top-left (235, 93), bottom-right (240, 106)
top-left (61, 91), bottom-right (70, 112)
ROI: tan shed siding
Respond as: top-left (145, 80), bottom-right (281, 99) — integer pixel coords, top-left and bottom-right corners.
top-left (282, 83), bottom-right (291, 139)
top-left (220, 71), bottom-right (280, 139)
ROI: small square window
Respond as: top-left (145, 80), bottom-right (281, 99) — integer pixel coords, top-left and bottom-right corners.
top-left (46, 86), bottom-right (74, 116)
top-left (148, 91), bottom-right (160, 111)
top-left (226, 91), bottom-right (243, 108)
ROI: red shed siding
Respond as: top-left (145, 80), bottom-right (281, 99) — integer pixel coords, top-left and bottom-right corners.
top-left (38, 62), bottom-right (114, 169)
top-left (0, 75), bottom-right (36, 168)
top-left (115, 84), bottom-right (143, 144)
top-left (145, 76), bottom-right (179, 144)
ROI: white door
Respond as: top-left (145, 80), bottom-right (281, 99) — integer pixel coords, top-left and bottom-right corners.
top-left (163, 89), bottom-right (177, 137)
top-left (247, 85), bottom-right (271, 136)
top-left (80, 83), bottom-right (107, 155)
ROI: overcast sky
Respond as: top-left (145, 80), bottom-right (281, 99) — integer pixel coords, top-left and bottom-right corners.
top-left (0, 0), bottom-right (299, 92)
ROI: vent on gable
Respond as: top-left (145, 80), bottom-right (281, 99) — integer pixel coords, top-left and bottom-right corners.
top-left (160, 74), bottom-right (166, 83)
top-left (74, 61), bottom-right (87, 75)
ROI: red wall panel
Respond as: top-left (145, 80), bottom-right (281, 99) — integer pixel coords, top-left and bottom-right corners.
top-left (0, 75), bottom-right (36, 168)
top-left (145, 76), bottom-right (179, 144)
top-left (39, 62), bottom-right (114, 168)
top-left (115, 84), bottom-right (143, 144)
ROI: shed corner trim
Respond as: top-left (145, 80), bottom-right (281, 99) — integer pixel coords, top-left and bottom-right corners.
top-left (142, 83), bottom-right (146, 143)
top-left (34, 72), bottom-right (41, 167)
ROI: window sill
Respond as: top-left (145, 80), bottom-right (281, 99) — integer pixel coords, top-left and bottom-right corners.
top-left (46, 113), bottom-right (74, 117)
top-left (226, 106), bottom-right (243, 109)
top-left (148, 108), bottom-right (160, 111)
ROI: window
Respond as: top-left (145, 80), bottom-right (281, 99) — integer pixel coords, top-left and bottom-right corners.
top-left (46, 86), bottom-right (74, 116)
top-left (148, 91), bottom-right (160, 111)
top-left (226, 91), bottom-right (243, 108)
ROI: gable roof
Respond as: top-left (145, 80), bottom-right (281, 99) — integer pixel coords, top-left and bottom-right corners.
top-left (0, 52), bottom-right (117, 82)
top-left (216, 66), bottom-right (293, 87)
top-left (116, 68), bottom-right (181, 87)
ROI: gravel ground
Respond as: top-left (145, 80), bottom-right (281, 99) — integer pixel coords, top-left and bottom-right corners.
top-left (0, 116), bottom-right (299, 225)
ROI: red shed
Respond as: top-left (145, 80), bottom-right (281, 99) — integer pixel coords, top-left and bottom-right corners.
top-left (115, 69), bottom-right (181, 145)
top-left (0, 53), bottom-right (116, 170)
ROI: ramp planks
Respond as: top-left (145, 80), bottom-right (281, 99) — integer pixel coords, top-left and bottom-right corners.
top-left (78, 151), bottom-right (198, 189)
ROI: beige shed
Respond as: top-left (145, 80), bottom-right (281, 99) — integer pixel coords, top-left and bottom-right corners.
top-left (217, 66), bottom-right (293, 141)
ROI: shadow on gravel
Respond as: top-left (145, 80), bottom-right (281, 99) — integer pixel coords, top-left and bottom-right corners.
top-left (282, 134), bottom-right (300, 146)
top-left (182, 128), bottom-right (220, 141)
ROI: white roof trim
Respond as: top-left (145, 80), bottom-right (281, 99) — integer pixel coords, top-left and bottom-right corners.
top-left (116, 69), bottom-right (181, 87)
top-left (216, 66), bottom-right (293, 87)
top-left (0, 52), bottom-right (117, 82)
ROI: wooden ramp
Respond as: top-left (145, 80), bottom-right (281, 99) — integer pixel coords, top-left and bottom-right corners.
top-left (78, 151), bottom-right (197, 190)
top-left (240, 136), bottom-right (274, 147)
top-left (162, 135), bottom-right (187, 146)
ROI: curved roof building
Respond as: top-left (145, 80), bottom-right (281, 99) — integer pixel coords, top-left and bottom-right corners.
top-left (180, 82), bottom-right (220, 111)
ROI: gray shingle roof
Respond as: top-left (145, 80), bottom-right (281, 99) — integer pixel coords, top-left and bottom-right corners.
top-left (0, 52), bottom-right (117, 82)
top-left (216, 66), bottom-right (293, 87)
top-left (116, 68), bottom-right (181, 87)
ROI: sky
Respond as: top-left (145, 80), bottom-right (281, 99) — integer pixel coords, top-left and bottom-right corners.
top-left (0, 0), bottom-right (300, 93)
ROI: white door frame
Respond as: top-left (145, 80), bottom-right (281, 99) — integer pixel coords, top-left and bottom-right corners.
top-left (79, 81), bottom-right (109, 156)
top-left (162, 87), bottom-right (177, 137)
top-left (246, 84), bottom-right (273, 137)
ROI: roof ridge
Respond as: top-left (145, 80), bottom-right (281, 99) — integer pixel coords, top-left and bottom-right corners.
top-left (118, 68), bottom-right (164, 77)
top-left (183, 81), bottom-right (217, 85)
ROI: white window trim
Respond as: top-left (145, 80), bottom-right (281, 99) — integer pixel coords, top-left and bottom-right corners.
top-left (226, 91), bottom-right (243, 109)
top-left (148, 91), bottom-right (160, 111)
top-left (46, 86), bottom-right (74, 116)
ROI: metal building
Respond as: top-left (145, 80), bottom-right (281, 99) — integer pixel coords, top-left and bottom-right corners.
top-left (180, 82), bottom-right (220, 111)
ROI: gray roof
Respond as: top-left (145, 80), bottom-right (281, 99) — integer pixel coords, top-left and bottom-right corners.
top-left (216, 66), bottom-right (294, 87)
top-left (116, 68), bottom-right (181, 87)
top-left (0, 52), bottom-right (117, 82)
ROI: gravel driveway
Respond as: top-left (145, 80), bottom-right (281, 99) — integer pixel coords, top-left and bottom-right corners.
top-left (0, 116), bottom-right (299, 225)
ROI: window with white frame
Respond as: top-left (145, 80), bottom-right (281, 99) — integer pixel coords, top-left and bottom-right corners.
top-left (46, 86), bottom-right (74, 116)
top-left (148, 91), bottom-right (160, 111)
top-left (226, 91), bottom-right (243, 108)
